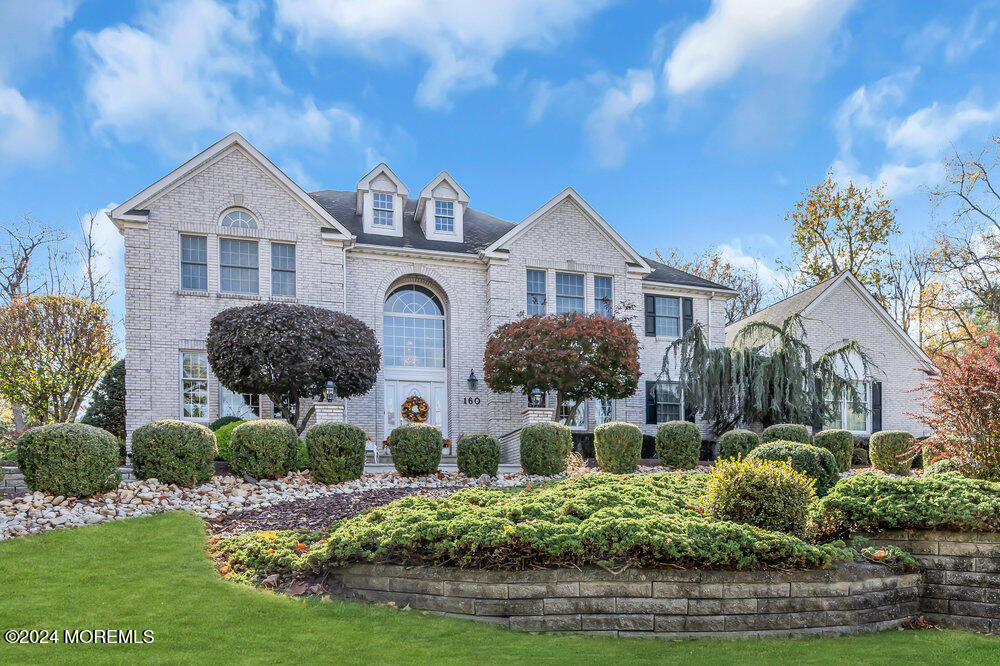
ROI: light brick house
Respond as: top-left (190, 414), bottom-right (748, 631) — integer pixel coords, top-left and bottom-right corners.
top-left (725, 272), bottom-right (936, 438)
top-left (110, 132), bottom-right (735, 459)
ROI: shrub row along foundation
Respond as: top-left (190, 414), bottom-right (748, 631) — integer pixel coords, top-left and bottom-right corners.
top-left (334, 563), bottom-right (920, 638)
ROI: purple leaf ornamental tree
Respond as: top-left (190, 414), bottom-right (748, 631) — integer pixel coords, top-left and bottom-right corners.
top-left (207, 303), bottom-right (380, 432)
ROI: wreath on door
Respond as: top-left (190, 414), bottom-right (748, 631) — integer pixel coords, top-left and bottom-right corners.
top-left (401, 395), bottom-right (429, 423)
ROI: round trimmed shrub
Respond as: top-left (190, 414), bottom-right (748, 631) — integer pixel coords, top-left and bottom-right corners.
top-left (703, 457), bottom-right (816, 536)
top-left (210, 415), bottom-right (242, 431)
top-left (925, 458), bottom-right (959, 476)
top-left (852, 447), bottom-right (870, 466)
top-left (389, 423), bottom-right (443, 476)
top-left (304, 422), bottom-right (365, 484)
top-left (761, 423), bottom-right (810, 444)
top-left (17, 423), bottom-right (120, 496)
top-left (593, 421), bottom-right (642, 474)
top-left (456, 434), bottom-right (501, 477)
top-left (717, 429), bottom-right (760, 460)
top-left (814, 429), bottom-right (853, 472)
top-left (131, 420), bottom-right (216, 486)
top-left (520, 421), bottom-right (572, 476)
top-left (213, 420), bottom-right (245, 463)
top-left (747, 440), bottom-right (840, 496)
top-left (869, 430), bottom-right (915, 476)
top-left (655, 421), bottom-right (700, 469)
top-left (229, 419), bottom-right (299, 479)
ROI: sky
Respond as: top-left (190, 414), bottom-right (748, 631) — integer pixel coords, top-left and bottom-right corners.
top-left (2, 0), bottom-right (1000, 330)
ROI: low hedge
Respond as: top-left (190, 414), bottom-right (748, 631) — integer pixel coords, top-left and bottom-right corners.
top-left (17, 423), bottom-right (120, 497)
top-left (852, 447), bottom-right (869, 466)
top-left (717, 429), bottom-right (760, 460)
top-left (747, 440), bottom-right (840, 496)
top-left (703, 457), bottom-right (816, 537)
top-left (389, 423), bottom-right (442, 476)
top-left (210, 415), bottom-right (243, 431)
top-left (520, 421), bottom-right (572, 476)
top-left (131, 420), bottom-right (216, 486)
top-left (229, 420), bottom-right (299, 479)
top-left (304, 423), bottom-right (365, 484)
top-left (213, 420), bottom-right (244, 462)
top-left (456, 434), bottom-right (501, 478)
top-left (814, 429), bottom-right (853, 472)
top-left (761, 423), bottom-right (810, 445)
top-left (655, 421), bottom-right (700, 469)
top-left (215, 473), bottom-right (852, 574)
top-left (809, 471), bottom-right (1000, 536)
top-left (593, 421), bottom-right (642, 473)
top-left (869, 430), bottom-right (914, 476)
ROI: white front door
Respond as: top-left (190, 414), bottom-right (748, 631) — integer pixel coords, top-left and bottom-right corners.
top-left (384, 379), bottom-right (448, 441)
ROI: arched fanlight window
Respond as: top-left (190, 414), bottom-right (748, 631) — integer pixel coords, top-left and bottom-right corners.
top-left (383, 285), bottom-right (445, 367)
top-left (220, 209), bottom-right (258, 229)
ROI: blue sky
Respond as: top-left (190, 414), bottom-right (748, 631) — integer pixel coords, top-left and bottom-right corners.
top-left (2, 0), bottom-right (1000, 327)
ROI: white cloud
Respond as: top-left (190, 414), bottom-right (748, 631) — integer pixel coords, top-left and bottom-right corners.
top-left (584, 69), bottom-right (655, 168)
top-left (717, 238), bottom-right (787, 292)
top-left (76, 0), bottom-right (377, 160)
top-left (0, 0), bottom-right (79, 76)
top-left (0, 85), bottom-right (59, 166)
top-left (906, 3), bottom-right (999, 63)
top-left (273, 0), bottom-right (614, 110)
top-left (664, 0), bottom-right (856, 95)
top-left (887, 99), bottom-right (1000, 159)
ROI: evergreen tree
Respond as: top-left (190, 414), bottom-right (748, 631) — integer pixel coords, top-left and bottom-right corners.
top-left (81, 359), bottom-right (125, 439)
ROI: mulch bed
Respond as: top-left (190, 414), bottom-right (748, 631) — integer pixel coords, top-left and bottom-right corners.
top-left (209, 486), bottom-right (463, 536)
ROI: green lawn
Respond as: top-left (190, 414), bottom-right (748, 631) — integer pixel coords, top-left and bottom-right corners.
top-left (1, 513), bottom-right (998, 665)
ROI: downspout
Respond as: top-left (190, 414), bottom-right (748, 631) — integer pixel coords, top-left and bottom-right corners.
top-left (707, 292), bottom-right (714, 346)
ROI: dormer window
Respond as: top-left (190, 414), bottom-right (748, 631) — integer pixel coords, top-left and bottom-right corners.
top-left (373, 192), bottom-right (394, 227)
top-left (434, 201), bottom-right (454, 232)
top-left (220, 209), bottom-right (258, 229)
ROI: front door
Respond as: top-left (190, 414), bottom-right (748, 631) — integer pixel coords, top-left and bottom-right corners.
top-left (384, 379), bottom-right (448, 444)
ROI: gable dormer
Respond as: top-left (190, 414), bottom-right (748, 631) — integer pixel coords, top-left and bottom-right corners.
top-left (415, 172), bottom-right (468, 242)
top-left (357, 163), bottom-right (408, 237)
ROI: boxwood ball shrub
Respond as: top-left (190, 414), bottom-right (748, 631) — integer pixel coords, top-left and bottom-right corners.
top-left (229, 419), bottom-right (299, 479)
top-left (869, 430), bottom-right (915, 476)
top-left (925, 458), bottom-right (959, 476)
top-left (210, 415), bottom-right (242, 431)
top-left (814, 429), bottom-right (854, 472)
top-left (131, 420), bottom-right (216, 486)
top-left (456, 434), bottom-right (501, 477)
top-left (761, 423), bottom-right (810, 445)
top-left (389, 423), bottom-right (443, 476)
top-left (593, 421), bottom-right (642, 474)
top-left (717, 429), bottom-right (760, 460)
top-left (213, 420), bottom-right (244, 462)
top-left (703, 457), bottom-right (816, 537)
top-left (17, 423), bottom-right (120, 497)
top-left (655, 421), bottom-right (701, 469)
top-left (852, 447), bottom-right (870, 466)
top-left (304, 422), bottom-right (366, 484)
top-left (520, 421), bottom-right (572, 476)
top-left (747, 440), bottom-right (840, 496)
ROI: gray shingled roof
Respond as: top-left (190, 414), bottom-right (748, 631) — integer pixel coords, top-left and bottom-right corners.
top-left (724, 274), bottom-right (841, 345)
top-left (310, 189), bottom-right (732, 291)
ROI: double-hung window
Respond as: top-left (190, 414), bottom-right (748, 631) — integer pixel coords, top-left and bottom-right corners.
top-left (526, 269), bottom-right (546, 315)
top-left (373, 192), bottom-right (394, 227)
top-left (555, 272), bottom-right (584, 314)
top-left (594, 275), bottom-right (613, 316)
top-left (270, 242), bottom-right (295, 297)
top-left (434, 200), bottom-right (455, 232)
top-left (558, 400), bottom-right (587, 430)
top-left (220, 238), bottom-right (259, 294)
top-left (649, 296), bottom-right (680, 337)
top-left (180, 352), bottom-right (208, 419)
top-left (824, 381), bottom-right (869, 432)
top-left (180, 235), bottom-right (207, 291)
top-left (649, 381), bottom-right (681, 423)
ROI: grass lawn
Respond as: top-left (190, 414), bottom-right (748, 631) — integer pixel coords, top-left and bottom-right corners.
top-left (1, 512), bottom-right (998, 665)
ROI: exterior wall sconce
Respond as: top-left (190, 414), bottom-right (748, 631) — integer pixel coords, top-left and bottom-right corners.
top-left (528, 388), bottom-right (545, 408)
top-left (467, 369), bottom-right (478, 391)
top-left (324, 379), bottom-right (337, 403)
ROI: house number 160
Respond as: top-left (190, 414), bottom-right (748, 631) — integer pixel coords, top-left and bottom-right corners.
top-left (463, 397), bottom-right (481, 405)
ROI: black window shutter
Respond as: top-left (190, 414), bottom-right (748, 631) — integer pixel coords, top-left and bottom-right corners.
top-left (645, 381), bottom-right (656, 424)
top-left (644, 295), bottom-right (656, 337)
top-left (812, 378), bottom-right (824, 431)
top-left (871, 381), bottom-right (882, 432)
top-left (682, 297), bottom-right (694, 334)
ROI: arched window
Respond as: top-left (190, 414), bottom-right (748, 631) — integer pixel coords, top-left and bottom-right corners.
top-left (220, 209), bottom-right (258, 229)
top-left (383, 285), bottom-right (445, 367)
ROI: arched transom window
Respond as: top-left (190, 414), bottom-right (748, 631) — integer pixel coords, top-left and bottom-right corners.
top-left (220, 209), bottom-right (258, 229)
top-left (383, 285), bottom-right (445, 367)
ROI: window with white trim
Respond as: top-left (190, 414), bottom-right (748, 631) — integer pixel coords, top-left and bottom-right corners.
top-left (594, 275), bottom-right (612, 316)
top-left (558, 400), bottom-right (586, 430)
top-left (824, 381), bottom-right (869, 432)
top-left (180, 235), bottom-right (207, 291)
top-left (555, 272), bottom-right (584, 314)
top-left (219, 385), bottom-right (259, 418)
top-left (220, 238), bottom-right (259, 294)
top-left (652, 381), bottom-right (681, 422)
top-left (180, 352), bottom-right (208, 419)
top-left (220, 209), bottom-right (258, 229)
top-left (526, 269), bottom-right (546, 315)
top-left (594, 398), bottom-right (614, 426)
top-left (270, 242), bottom-right (295, 297)
top-left (373, 192), bottom-right (394, 227)
top-left (650, 296), bottom-right (680, 337)
top-left (434, 200), bottom-right (455, 232)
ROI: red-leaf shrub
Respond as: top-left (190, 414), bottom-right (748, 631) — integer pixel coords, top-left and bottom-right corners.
top-left (917, 335), bottom-right (1000, 481)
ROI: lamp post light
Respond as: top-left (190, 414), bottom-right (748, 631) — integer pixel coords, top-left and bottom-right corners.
top-left (528, 388), bottom-right (545, 408)
top-left (324, 379), bottom-right (337, 403)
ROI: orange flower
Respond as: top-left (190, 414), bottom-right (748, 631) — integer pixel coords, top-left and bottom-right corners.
top-left (872, 549), bottom-right (887, 558)
top-left (218, 564), bottom-right (231, 575)
top-left (295, 543), bottom-right (308, 552)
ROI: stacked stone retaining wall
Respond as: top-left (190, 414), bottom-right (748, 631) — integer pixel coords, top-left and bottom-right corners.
top-left (1, 464), bottom-right (135, 497)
